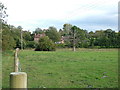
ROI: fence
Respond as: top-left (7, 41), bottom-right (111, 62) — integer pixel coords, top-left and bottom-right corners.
top-left (10, 48), bottom-right (27, 88)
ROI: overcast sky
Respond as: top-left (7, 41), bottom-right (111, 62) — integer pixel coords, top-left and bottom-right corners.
top-left (1, 0), bottom-right (119, 32)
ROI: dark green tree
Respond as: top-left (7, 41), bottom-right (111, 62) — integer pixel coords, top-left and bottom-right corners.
top-left (35, 36), bottom-right (56, 51)
top-left (2, 24), bottom-right (16, 50)
top-left (33, 28), bottom-right (43, 34)
top-left (45, 26), bottom-right (61, 42)
top-left (0, 2), bottom-right (8, 50)
top-left (70, 26), bottom-right (77, 51)
top-left (23, 31), bottom-right (31, 41)
top-left (59, 29), bottom-right (64, 36)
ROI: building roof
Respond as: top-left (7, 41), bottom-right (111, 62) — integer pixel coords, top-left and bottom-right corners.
top-left (34, 33), bottom-right (45, 38)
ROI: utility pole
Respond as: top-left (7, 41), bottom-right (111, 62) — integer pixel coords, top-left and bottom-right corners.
top-left (73, 29), bottom-right (76, 52)
top-left (21, 29), bottom-right (23, 50)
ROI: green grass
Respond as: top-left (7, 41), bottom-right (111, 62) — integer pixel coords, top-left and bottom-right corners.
top-left (2, 48), bottom-right (118, 88)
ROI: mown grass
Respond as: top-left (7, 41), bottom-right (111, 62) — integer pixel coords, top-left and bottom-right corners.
top-left (2, 48), bottom-right (118, 88)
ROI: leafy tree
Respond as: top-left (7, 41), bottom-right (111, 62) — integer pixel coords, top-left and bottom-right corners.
top-left (0, 2), bottom-right (8, 50)
top-left (10, 26), bottom-right (22, 49)
top-left (0, 2), bottom-right (8, 24)
top-left (2, 24), bottom-right (16, 50)
top-left (69, 26), bottom-right (89, 49)
top-left (2, 34), bottom-right (16, 51)
top-left (16, 25), bottom-right (22, 31)
top-left (93, 30), bottom-right (104, 47)
top-left (63, 24), bottom-right (72, 36)
top-left (23, 31), bottom-right (31, 41)
top-left (26, 41), bottom-right (36, 48)
top-left (16, 26), bottom-right (24, 49)
top-left (35, 36), bottom-right (55, 51)
top-left (30, 33), bottom-right (35, 41)
top-left (45, 26), bottom-right (61, 42)
top-left (117, 32), bottom-right (120, 48)
top-left (76, 28), bottom-right (89, 48)
top-left (33, 28), bottom-right (43, 34)
top-left (70, 26), bottom-right (77, 51)
top-left (59, 29), bottom-right (64, 36)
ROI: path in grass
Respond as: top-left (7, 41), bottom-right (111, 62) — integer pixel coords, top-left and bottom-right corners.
top-left (2, 49), bottom-right (118, 88)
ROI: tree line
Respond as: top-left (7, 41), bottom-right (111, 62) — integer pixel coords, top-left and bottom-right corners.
top-left (2, 23), bottom-right (120, 51)
top-left (1, 2), bottom-right (120, 51)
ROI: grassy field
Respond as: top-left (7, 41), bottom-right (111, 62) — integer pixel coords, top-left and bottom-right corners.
top-left (2, 48), bottom-right (118, 88)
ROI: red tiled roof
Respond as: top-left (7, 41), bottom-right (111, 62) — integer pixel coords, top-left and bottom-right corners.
top-left (34, 33), bottom-right (45, 38)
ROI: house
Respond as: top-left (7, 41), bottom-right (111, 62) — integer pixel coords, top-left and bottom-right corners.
top-left (55, 36), bottom-right (70, 44)
top-left (60, 36), bottom-right (65, 43)
top-left (61, 36), bottom-right (70, 43)
top-left (34, 33), bottom-right (69, 44)
top-left (34, 33), bottom-right (46, 42)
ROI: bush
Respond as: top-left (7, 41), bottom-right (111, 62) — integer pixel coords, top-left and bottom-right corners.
top-left (26, 41), bottom-right (36, 48)
top-left (64, 41), bottom-right (72, 48)
top-left (56, 43), bottom-right (66, 48)
top-left (35, 36), bottom-right (56, 51)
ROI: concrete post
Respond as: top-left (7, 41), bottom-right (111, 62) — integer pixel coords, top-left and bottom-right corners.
top-left (10, 72), bottom-right (27, 88)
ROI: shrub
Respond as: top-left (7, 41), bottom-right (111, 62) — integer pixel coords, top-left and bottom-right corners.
top-left (35, 36), bottom-right (56, 51)
top-left (26, 41), bottom-right (36, 48)
top-left (56, 43), bottom-right (66, 48)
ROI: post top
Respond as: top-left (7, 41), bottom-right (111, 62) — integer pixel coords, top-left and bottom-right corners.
top-left (16, 48), bottom-right (19, 52)
top-left (10, 72), bottom-right (27, 75)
